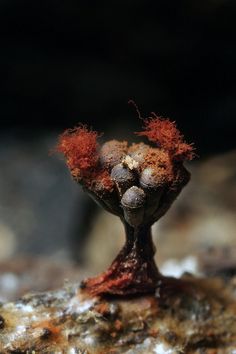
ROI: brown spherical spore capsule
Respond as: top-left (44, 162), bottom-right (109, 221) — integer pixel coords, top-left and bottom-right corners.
top-left (121, 186), bottom-right (146, 227)
top-left (128, 143), bottom-right (150, 164)
top-left (139, 148), bottom-right (173, 191)
top-left (140, 167), bottom-right (166, 190)
top-left (139, 167), bottom-right (166, 222)
top-left (100, 140), bottom-right (128, 170)
top-left (111, 163), bottom-right (137, 196)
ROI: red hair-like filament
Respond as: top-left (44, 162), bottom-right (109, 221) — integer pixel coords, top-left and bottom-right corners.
top-left (56, 125), bottom-right (114, 191)
top-left (136, 115), bottom-right (195, 161)
top-left (56, 125), bottom-right (99, 179)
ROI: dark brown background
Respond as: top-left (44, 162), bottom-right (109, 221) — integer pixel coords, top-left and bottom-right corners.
top-left (1, 0), bottom-right (236, 154)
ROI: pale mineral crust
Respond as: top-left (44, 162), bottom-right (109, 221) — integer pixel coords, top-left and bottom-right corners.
top-left (0, 275), bottom-right (236, 353)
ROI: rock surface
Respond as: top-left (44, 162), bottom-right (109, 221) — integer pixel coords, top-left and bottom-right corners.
top-left (0, 274), bottom-right (236, 353)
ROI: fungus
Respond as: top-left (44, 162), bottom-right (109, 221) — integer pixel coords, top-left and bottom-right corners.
top-left (56, 125), bottom-right (114, 194)
top-left (56, 112), bottom-right (195, 296)
top-left (136, 115), bottom-right (195, 161)
top-left (56, 125), bottom-right (99, 177)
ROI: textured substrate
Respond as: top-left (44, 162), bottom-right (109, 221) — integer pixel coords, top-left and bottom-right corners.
top-left (0, 274), bottom-right (236, 353)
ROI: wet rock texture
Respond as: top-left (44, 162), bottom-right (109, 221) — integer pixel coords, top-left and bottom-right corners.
top-left (0, 275), bottom-right (236, 353)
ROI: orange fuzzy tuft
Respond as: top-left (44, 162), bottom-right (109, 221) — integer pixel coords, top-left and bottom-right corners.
top-left (136, 116), bottom-right (195, 161)
top-left (56, 125), bottom-right (114, 192)
top-left (56, 125), bottom-right (100, 178)
top-left (95, 169), bottom-right (114, 191)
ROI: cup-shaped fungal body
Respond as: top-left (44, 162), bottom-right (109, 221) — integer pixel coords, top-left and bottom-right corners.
top-left (121, 186), bottom-right (146, 227)
top-left (86, 186), bottom-right (122, 217)
top-left (56, 115), bottom-right (195, 296)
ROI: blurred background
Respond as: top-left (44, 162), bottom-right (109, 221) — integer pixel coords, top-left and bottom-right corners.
top-left (0, 0), bottom-right (236, 301)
